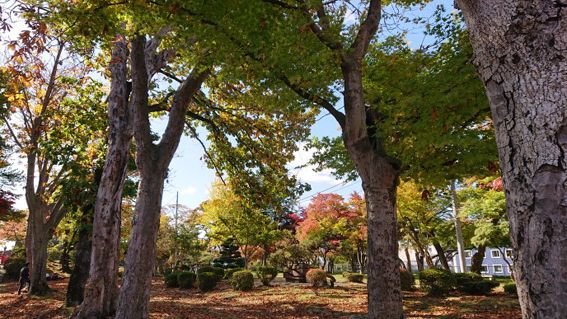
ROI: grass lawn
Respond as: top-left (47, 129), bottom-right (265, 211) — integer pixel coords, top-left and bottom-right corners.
top-left (0, 276), bottom-right (521, 319)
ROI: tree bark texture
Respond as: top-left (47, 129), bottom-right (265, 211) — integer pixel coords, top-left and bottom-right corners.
top-left (341, 54), bottom-right (403, 318)
top-left (66, 215), bottom-right (93, 307)
top-left (115, 35), bottom-right (209, 319)
top-left (456, 1), bottom-right (567, 317)
top-left (74, 36), bottom-right (131, 319)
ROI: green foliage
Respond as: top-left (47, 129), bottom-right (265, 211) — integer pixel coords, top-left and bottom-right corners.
top-left (164, 272), bottom-right (180, 288)
top-left (344, 272), bottom-right (365, 283)
top-left (454, 273), bottom-right (498, 295)
top-left (460, 185), bottom-right (509, 249)
top-left (201, 182), bottom-right (287, 266)
top-left (419, 269), bottom-right (456, 296)
top-left (224, 267), bottom-right (244, 279)
top-left (197, 266), bottom-right (224, 282)
top-left (230, 270), bottom-right (254, 291)
top-left (2, 257), bottom-right (25, 281)
top-left (196, 272), bottom-right (218, 292)
top-left (306, 269), bottom-right (327, 287)
top-left (503, 283), bottom-right (517, 295)
top-left (177, 272), bottom-right (197, 289)
top-left (400, 270), bottom-right (415, 291)
top-left (211, 238), bottom-right (245, 269)
top-left (307, 9), bottom-right (496, 187)
top-left (256, 266), bottom-right (278, 286)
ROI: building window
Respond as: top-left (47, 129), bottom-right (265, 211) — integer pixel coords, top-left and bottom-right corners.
top-left (464, 250), bottom-right (472, 258)
top-left (493, 264), bottom-right (504, 273)
top-left (491, 249), bottom-right (501, 258)
top-left (481, 265), bottom-right (488, 273)
top-left (505, 249), bottom-right (513, 258)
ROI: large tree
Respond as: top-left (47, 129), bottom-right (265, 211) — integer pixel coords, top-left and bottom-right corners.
top-left (455, 2), bottom-right (567, 316)
top-left (1, 18), bottom-right (104, 294)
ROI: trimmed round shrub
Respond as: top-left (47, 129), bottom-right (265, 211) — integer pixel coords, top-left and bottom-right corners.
top-left (257, 266), bottom-right (278, 286)
top-left (344, 272), bottom-right (365, 283)
top-left (503, 283), bottom-right (517, 295)
top-left (231, 270), bottom-right (254, 291)
top-left (419, 269), bottom-right (456, 296)
top-left (164, 272), bottom-right (180, 288)
top-left (454, 272), bottom-right (498, 295)
top-left (3, 258), bottom-right (26, 281)
top-left (400, 270), bottom-right (415, 291)
top-left (306, 269), bottom-right (327, 287)
top-left (197, 266), bottom-right (224, 282)
top-left (177, 272), bottom-right (196, 289)
top-left (224, 267), bottom-right (244, 279)
top-left (197, 272), bottom-right (218, 292)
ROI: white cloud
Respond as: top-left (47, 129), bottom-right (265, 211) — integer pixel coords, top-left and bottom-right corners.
top-left (180, 186), bottom-right (198, 195)
top-left (290, 144), bottom-right (339, 185)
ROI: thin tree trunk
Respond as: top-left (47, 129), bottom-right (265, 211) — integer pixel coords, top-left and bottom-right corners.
top-left (74, 36), bottom-right (131, 319)
top-left (415, 251), bottom-right (424, 272)
top-left (432, 241), bottom-right (450, 271)
top-left (470, 245), bottom-right (486, 274)
top-left (457, 1), bottom-right (567, 317)
top-left (404, 247), bottom-right (412, 273)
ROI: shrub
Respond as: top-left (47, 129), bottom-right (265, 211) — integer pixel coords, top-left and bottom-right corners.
top-left (419, 269), bottom-right (456, 296)
top-left (231, 270), bottom-right (254, 291)
top-left (454, 272), bottom-right (498, 295)
top-left (326, 274), bottom-right (336, 288)
top-left (197, 272), bottom-right (218, 292)
top-left (177, 272), bottom-right (196, 289)
top-left (3, 258), bottom-right (25, 281)
top-left (164, 272), bottom-right (179, 288)
top-left (400, 270), bottom-right (415, 291)
top-left (257, 266), bottom-right (278, 286)
top-left (503, 283), bottom-right (517, 295)
top-left (224, 267), bottom-right (244, 279)
top-left (306, 269), bottom-right (327, 287)
top-left (344, 272), bottom-right (365, 283)
top-left (197, 266), bottom-right (224, 282)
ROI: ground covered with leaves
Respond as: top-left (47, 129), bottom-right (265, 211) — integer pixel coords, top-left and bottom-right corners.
top-left (0, 277), bottom-right (521, 319)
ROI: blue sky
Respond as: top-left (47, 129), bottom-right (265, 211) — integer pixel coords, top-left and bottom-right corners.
top-left (6, 0), bottom-right (453, 212)
top-left (158, 0), bottom-right (452, 210)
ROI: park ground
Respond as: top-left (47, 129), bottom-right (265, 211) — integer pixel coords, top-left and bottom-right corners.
top-left (0, 275), bottom-right (521, 319)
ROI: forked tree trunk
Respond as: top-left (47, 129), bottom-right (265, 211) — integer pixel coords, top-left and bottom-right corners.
top-left (115, 36), bottom-right (208, 319)
top-left (457, 1), bottom-right (567, 317)
top-left (74, 36), bottom-right (131, 319)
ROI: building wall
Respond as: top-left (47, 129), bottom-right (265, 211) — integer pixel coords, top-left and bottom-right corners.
top-left (452, 247), bottom-right (513, 276)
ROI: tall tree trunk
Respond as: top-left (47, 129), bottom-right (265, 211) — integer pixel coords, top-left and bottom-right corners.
top-left (470, 245), bottom-right (486, 274)
top-left (115, 35), bottom-right (209, 319)
top-left (457, 1), bottom-right (567, 317)
top-left (66, 215), bottom-right (93, 307)
top-left (341, 56), bottom-right (402, 314)
top-left (75, 36), bottom-right (131, 319)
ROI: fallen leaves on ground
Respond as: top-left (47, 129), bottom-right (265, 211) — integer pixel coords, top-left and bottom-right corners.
top-left (0, 277), bottom-right (521, 319)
